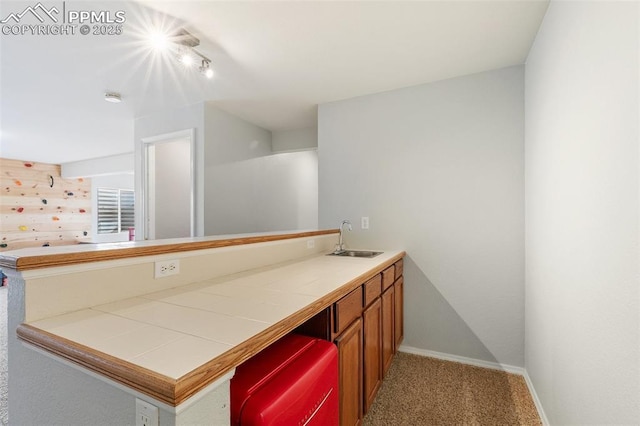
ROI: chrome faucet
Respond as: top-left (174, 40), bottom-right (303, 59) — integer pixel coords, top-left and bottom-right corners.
top-left (334, 220), bottom-right (352, 254)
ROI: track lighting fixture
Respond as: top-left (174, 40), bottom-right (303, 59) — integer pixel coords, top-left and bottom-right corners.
top-left (148, 27), bottom-right (213, 80)
top-left (199, 60), bottom-right (214, 79)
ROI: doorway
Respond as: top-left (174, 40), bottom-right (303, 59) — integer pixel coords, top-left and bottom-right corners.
top-left (141, 129), bottom-right (195, 240)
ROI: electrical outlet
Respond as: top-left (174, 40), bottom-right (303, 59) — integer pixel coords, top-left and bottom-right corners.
top-left (136, 398), bottom-right (158, 426)
top-left (307, 239), bottom-right (315, 249)
top-left (154, 259), bottom-right (180, 278)
top-left (361, 216), bottom-right (370, 230)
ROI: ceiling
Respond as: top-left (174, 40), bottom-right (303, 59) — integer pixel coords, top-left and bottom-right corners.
top-left (0, 0), bottom-right (549, 164)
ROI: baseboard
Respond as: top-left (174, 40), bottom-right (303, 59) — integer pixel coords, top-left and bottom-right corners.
top-left (398, 345), bottom-right (525, 375)
top-left (398, 345), bottom-right (549, 425)
top-left (523, 370), bottom-right (550, 426)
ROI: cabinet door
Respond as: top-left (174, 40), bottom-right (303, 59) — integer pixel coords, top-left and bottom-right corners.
top-left (394, 276), bottom-right (404, 351)
top-left (381, 286), bottom-right (395, 376)
top-left (362, 298), bottom-right (382, 414)
top-left (336, 318), bottom-right (363, 426)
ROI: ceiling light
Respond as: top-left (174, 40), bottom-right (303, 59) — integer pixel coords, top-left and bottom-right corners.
top-left (146, 27), bottom-right (214, 80)
top-left (148, 30), bottom-right (170, 51)
top-left (104, 92), bottom-right (122, 103)
top-left (199, 60), bottom-right (214, 79)
top-left (179, 53), bottom-right (194, 67)
top-left (172, 29), bottom-right (200, 48)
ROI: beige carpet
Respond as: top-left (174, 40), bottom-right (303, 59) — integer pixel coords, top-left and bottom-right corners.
top-left (364, 352), bottom-right (541, 426)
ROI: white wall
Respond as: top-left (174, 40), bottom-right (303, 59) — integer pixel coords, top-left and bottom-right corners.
top-left (151, 139), bottom-right (192, 239)
top-left (203, 104), bottom-right (272, 167)
top-left (61, 153), bottom-right (134, 179)
top-left (204, 105), bottom-right (273, 234)
top-left (135, 104), bottom-right (318, 239)
top-left (272, 127), bottom-right (318, 152)
top-left (319, 66), bottom-right (525, 367)
top-left (525, 1), bottom-right (640, 424)
top-left (206, 151), bottom-right (318, 235)
top-left (134, 103), bottom-right (205, 238)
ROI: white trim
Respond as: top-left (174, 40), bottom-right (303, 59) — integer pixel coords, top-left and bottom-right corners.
top-left (399, 345), bottom-right (525, 375)
top-left (523, 370), bottom-right (550, 426)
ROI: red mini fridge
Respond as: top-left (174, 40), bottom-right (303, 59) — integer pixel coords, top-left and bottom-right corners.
top-left (230, 334), bottom-right (339, 426)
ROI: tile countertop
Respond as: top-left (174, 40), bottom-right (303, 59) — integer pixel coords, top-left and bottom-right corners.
top-left (26, 250), bottom-right (404, 382)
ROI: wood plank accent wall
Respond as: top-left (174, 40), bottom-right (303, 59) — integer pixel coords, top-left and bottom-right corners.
top-left (1, 158), bottom-right (91, 252)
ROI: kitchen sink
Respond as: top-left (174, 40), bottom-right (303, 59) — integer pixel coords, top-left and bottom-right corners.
top-left (328, 250), bottom-right (383, 258)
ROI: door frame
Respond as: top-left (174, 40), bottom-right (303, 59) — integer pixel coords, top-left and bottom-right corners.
top-left (140, 128), bottom-right (196, 240)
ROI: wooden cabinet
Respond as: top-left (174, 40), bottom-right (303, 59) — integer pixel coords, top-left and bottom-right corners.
top-left (381, 285), bottom-right (395, 376)
top-left (382, 266), bottom-right (395, 291)
top-left (394, 276), bottom-right (404, 350)
top-left (363, 275), bottom-right (382, 307)
top-left (335, 286), bottom-right (363, 335)
top-left (394, 258), bottom-right (404, 280)
top-left (336, 318), bottom-right (363, 426)
top-left (362, 298), bottom-right (382, 414)
top-left (297, 257), bottom-right (404, 426)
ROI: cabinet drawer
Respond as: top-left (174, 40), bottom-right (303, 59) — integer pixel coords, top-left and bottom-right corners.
top-left (363, 275), bottom-right (382, 307)
top-left (395, 259), bottom-right (404, 280)
top-left (335, 286), bottom-right (363, 335)
top-left (382, 266), bottom-right (395, 291)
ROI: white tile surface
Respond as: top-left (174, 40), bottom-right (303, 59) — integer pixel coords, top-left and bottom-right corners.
top-left (92, 297), bottom-right (153, 315)
top-left (131, 335), bottom-right (233, 379)
top-left (26, 250), bottom-right (403, 380)
top-left (264, 272), bottom-right (321, 292)
top-left (145, 290), bottom-right (287, 322)
top-left (234, 302), bottom-right (301, 323)
top-left (106, 302), bottom-right (271, 346)
top-left (31, 310), bottom-right (147, 347)
top-left (90, 325), bottom-right (184, 360)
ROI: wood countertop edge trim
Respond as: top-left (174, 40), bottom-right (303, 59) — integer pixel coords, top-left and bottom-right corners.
top-left (17, 323), bottom-right (178, 405)
top-left (1, 229), bottom-right (339, 271)
top-left (17, 251), bottom-right (406, 407)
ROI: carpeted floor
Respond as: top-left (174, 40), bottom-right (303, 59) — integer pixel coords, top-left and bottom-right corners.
top-left (364, 352), bottom-right (541, 426)
top-left (1, 286), bottom-right (7, 426)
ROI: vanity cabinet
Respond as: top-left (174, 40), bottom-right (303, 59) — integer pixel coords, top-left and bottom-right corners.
top-left (298, 258), bottom-right (404, 425)
top-left (363, 297), bottom-right (382, 413)
top-left (393, 259), bottom-right (404, 350)
top-left (381, 285), bottom-right (395, 376)
top-left (394, 275), bottom-right (404, 350)
top-left (336, 318), bottom-right (363, 426)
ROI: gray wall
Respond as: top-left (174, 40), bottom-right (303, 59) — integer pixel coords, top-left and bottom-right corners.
top-left (206, 151), bottom-right (318, 235)
top-left (203, 105), bottom-right (272, 235)
top-left (203, 104), bottom-right (272, 167)
top-left (318, 66), bottom-right (525, 367)
top-left (272, 127), bottom-right (318, 152)
top-left (135, 103), bottom-right (318, 239)
top-left (203, 106), bottom-right (319, 235)
top-left (525, 1), bottom-right (640, 424)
